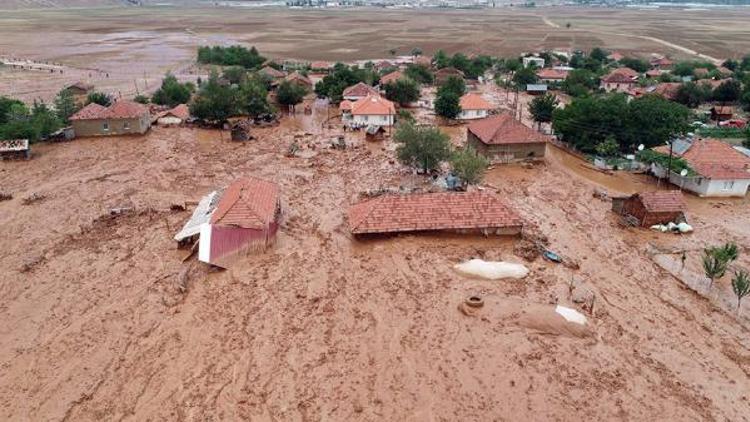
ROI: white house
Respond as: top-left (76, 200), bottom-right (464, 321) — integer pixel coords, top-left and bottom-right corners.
top-left (522, 57), bottom-right (545, 68)
top-left (458, 92), bottom-right (493, 120)
top-left (345, 95), bottom-right (396, 128)
top-left (652, 139), bottom-right (750, 197)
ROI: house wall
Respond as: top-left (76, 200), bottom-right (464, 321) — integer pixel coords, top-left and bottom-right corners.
top-left (157, 116), bottom-right (182, 126)
top-left (601, 81), bottom-right (636, 92)
top-left (621, 197), bottom-right (683, 226)
top-left (72, 115), bottom-right (150, 137)
top-left (458, 109), bottom-right (488, 120)
top-left (666, 172), bottom-right (750, 197)
top-left (468, 133), bottom-right (546, 163)
top-left (351, 114), bottom-right (394, 127)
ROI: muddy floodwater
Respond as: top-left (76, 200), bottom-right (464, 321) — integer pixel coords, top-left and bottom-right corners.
top-left (2, 119), bottom-right (750, 420)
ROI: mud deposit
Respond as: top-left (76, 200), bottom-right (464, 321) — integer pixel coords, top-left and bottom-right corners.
top-left (2, 122), bottom-right (750, 420)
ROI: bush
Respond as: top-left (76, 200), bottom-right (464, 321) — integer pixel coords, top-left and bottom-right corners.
top-left (451, 146), bottom-right (489, 186)
top-left (86, 92), bottom-right (112, 107)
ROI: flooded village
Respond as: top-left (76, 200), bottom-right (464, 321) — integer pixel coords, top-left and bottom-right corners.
top-left (2, 3), bottom-right (750, 421)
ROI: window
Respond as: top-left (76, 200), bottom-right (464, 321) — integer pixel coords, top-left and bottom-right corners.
top-left (722, 181), bottom-right (735, 191)
top-left (124, 122), bottom-right (130, 130)
top-left (363, 116), bottom-right (368, 122)
top-left (102, 122), bottom-right (109, 131)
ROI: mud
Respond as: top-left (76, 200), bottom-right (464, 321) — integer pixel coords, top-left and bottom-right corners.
top-left (2, 116), bottom-right (750, 420)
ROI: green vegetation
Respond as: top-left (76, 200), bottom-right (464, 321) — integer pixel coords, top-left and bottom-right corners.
top-left (528, 93), bottom-right (559, 129)
top-left (86, 92), bottom-right (112, 107)
top-left (636, 149), bottom-right (694, 175)
top-left (431, 50), bottom-right (494, 79)
top-left (314, 63), bottom-right (378, 103)
top-left (134, 95), bottom-right (150, 104)
top-left (383, 78), bottom-right (420, 106)
top-left (553, 93), bottom-right (691, 153)
top-left (696, 126), bottom-right (747, 139)
top-left (618, 57), bottom-right (649, 73)
top-left (702, 249), bottom-right (728, 289)
top-left (562, 68), bottom-right (598, 97)
top-left (674, 82), bottom-right (713, 108)
top-left (434, 76), bottom-right (465, 120)
top-left (713, 79), bottom-right (741, 103)
top-left (197, 45), bottom-right (265, 69)
top-left (512, 67), bottom-right (538, 88)
top-left (404, 64), bottom-right (434, 85)
top-left (732, 269), bottom-right (750, 312)
top-left (53, 89), bottom-right (79, 124)
top-left (239, 75), bottom-right (272, 118)
top-left (189, 71), bottom-right (240, 122)
top-left (222, 66), bottom-right (248, 85)
top-left (151, 73), bottom-right (194, 107)
top-left (276, 80), bottom-right (307, 111)
top-left (0, 98), bottom-right (62, 142)
top-left (394, 121), bottom-right (452, 173)
top-left (450, 146), bottom-right (489, 186)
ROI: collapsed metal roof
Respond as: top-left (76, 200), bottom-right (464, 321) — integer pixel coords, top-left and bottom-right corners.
top-left (173, 191), bottom-right (219, 242)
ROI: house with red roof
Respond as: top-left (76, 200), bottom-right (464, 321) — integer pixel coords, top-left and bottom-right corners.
top-left (346, 94), bottom-right (396, 128)
top-left (310, 61), bottom-right (333, 73)
top-left (284, 72), bottom-right (314, 90)
top-left (379, 70), bottom-right (404, 86)
top-left (649, 57), bottom-right (673, 70)
top-left (435, 67), bottom-right (465, 85)
top-left (536, 68), bottom-right (569, 83)
top-left (653, 138), bottom-right (750, 197)
top-left (69, 100), bottom-right (151, 137)
top-left (466, 113), bottom-right (548, 162)
top-left (156, 104), bottom-right (190, 126)
top-left (258, 66), bottom-right (286, 81)
top-left (457, 92), bottom-right (493, 120)
top-left (198, 177), bottom-right (282, 268)
top-left (342, 82), bottom-right (379, 101)
top-left (600, 67), bottom-right (639, 92)
top-left (347, 191), bottom-right (523, 236)
top-left (611, 191), bottom-right (687, 227)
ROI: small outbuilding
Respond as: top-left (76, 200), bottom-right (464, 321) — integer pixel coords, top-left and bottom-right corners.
top-left (156, 104), bottom-right (190, 126)
top-left (710, 106), bottom-right (733, 122)
top-left (467, 113), bottom-right (548, 163)
top-left (0, 139), bottom-right (30, 160)
top-left (198, 177), bottom-right (281, 268)
top-left (611, 191), bottom-right (687, 227)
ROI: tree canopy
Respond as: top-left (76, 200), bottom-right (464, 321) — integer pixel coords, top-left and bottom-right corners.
top-left (86, 92), bottom-right (112, 107)
top-left (197, 45), bottom-right (265, 69)
top-left (276, 80), bottom-right (307, 110)
top-left (394, 121), bottom-right (452, 173)
top-left (0, 99), bottom-right (62, 142)
top-left (383, 78), bottom-right (420, 106)
top-left (314, 63), bottom-right (378, 103)
top-left (404, 64), bottom-right (434, 85)
top-left (189, 71), bottom-right (240, 122)
top-left (528, 93), bottom-right (559, 127)
top-left (451, 146), bottom-right (489, 186)
top-left (151, 73), bottom-right (194, 107)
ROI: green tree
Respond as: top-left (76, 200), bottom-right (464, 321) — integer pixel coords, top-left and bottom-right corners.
top-left (528, 93), bottom-right (559, 129)
top-left (450, 146), bottom-right (489, 186)
top-left (276, 80), bottom-right (307, 111)
top-left (134, 95), bottom-right (150, 104)
top-left (512, 67), bottom-right (538, 88)
top-left (732, 269), bottom-right (750, 312)
top-left (433, 50), bottom-right (450, 69)
top-left (222, 66), bottom-right (247, 85)
top-left (30, 101), bottom-right (62, 140)
top-left (394, 121), bottom-right (451, 173)
top-left (438, 76), bottom-right (466, 96)
top-left (589, 47), bottom-right (609, 63)
top-left (434, 91), bottom-right (461, 120)
top-left (196, 45), bottom-right (265, 69)
top-left (619, 57), bottom-right (649, 73)
top-left (151, 73), bottom-right (194, 107)
top-left (623, 95), bottom-right (691, 151)
top-left (703, 249), bottom-right (728, 289)
top-left (713, 79), bottom-right (741, 103)
top-left (239, 75), bottom-right (272, 118)
top-left (404, 64), bottom-right (434, 84)
top-left (411, 47), bottom-right (423, 57)
top-left (86, 92), bottom-right (112, 107)
top-left (595, 136), bottom-right (619, 157)
top-left (674, 82), bottom-right (712, 108)
top-left (189, 71), bottom-right (240, 122)
top-left (53, 88), bottom-right (79, 124)
top-left (552, 94), bottom-right (629, 152)
top-left (314, 63), bottom-right (378, 102)
top-left (383, 78), bottom-right (420, 106)
top-left (0, 96), bottom-right (25, 125)
top-left (562, 68), bottom-right (597, 97)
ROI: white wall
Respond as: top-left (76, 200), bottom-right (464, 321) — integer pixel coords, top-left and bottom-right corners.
top-left (351, 114), bottom-right (394, 126)
top-left (458, 109), bottom-right (488, 120)
top-left (667, 173), bottom-right (750, 197)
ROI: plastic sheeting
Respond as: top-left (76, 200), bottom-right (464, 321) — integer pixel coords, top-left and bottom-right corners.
top-left (454, 259), bottom-right (529, 280)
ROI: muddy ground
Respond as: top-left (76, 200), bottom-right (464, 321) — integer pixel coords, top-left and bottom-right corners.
top-left (2, 105), bottom-right (750, 420)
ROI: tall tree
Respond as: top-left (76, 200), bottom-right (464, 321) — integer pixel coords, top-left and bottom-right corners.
top-left (189, 71), bottom-right (240, 122)
top-left (394, 121), bottom-right (451, 173)
top-left (151, 73), bottom-right (194, 107)
top-left (239, 75), bottom-right (272, 118)
top-left (450, 146), bottom-right (489, 186)
top-left (383, 78), bottom-right (420, 106)
top-left (434, 91), bottom-right (461, 120)
top-left (713, 80), bottom-right (741, 103)
top-left (54, 89), bottom-right (79, 124)
top-left (276, 80), bottom-right (307, 111)
top-left (528, 93), bottom-right (559, 130)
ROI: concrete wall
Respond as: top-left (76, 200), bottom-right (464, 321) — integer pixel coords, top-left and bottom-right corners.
top-left (458, 109), bottom-right (488, 120)
top-left (72, 115), bottom-right (150, 138)
top-left (468, 133), bottom-right (546, 163)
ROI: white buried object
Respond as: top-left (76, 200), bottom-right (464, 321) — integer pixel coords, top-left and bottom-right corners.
top-left (454, 259), bottom-right (529, 280)
top-left (555, 305), bottom-right (587, 325)
top-left (677, 222), bottom-right (693, 233)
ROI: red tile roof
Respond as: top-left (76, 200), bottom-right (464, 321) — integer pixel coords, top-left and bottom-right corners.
top-left (350, 95), bottom-right (396, 116)
top-left (652, 82), bottom-right (681, 100)
top-left (602, 67), bottom-right (639, 83)
top-left (285, 71), bottom-right (313, 86)
top-left (536, 68), bottom-right (568, 80)
top-left (379, 70), bottom-right (404, 85)
top-left (69, 102), bottom-right (107, 120)
top-left (159, 104), bottom-right (190, 120)
top-left (259, 66), bottom-right (285, 78)
top-left (211, 177), bottom-right (281, 229)
top-left (711, 105), bottom-right (734, 115)
top-left (655, 139), bottom-right (750, 180)
top-left (343, 82), bottom-right (379, 99)
top-left (348, 191), bottom-right (523, 235)
top-left (310, 61), bottom-right (332, 70)
top-left (339, 100), bottom-right (353, 111)
top-left (459, 92), bottom-right (492, 110)
top-left (103, 100), bottom-right (149, 119)
top-left (467, 113), bottom-right (548, 145)
top-left (637, 191), bottom-right (686, 213)
top-left (650, 57), bottom-right (673, 67)
top-left (607, 52), bottom-right (624, 61)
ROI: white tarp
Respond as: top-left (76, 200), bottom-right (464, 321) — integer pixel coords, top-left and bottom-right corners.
top-left (454, 259), bottom-right (529, 280)
top-left (555, 305), bottom-right (587, 325)
top-left (174, 191), bottom-right (218, 241)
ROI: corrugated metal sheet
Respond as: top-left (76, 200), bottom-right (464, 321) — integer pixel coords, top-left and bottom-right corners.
top-left (174, 191), bottom-right (219, 242)
top-left (198, 223), bottom-right (278, 268)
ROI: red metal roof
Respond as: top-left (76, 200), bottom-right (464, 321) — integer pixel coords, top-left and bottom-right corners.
top-left (211, 177), bottom-right (281, 229)
top-left (637, 191), bottom-right (686, 213)
top-left (348, 191), bottom-right (523, 235)
top-left (467, 113), bottom-right (548, 145)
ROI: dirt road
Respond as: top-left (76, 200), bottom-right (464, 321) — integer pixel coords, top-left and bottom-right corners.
top-left (2, 121), bottom-right (750, 420)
